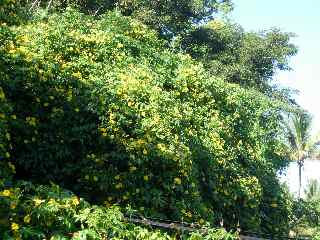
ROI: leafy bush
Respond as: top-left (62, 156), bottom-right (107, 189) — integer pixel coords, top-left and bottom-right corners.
top-left (0, 5), bottom-right (292, 237)
top-left (0, 0), bottom-right (29, 25)
top-left (0, 84), bottom-right (14, 182)
top-left (0, 179), bottom-right (237, 239)
top-left (289, 198), bottom-right (320, 238)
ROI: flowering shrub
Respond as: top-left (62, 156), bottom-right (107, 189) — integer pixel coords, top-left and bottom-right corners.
top-left (0, 180), bottom-right (237, 239)
top-left (0, 85), bottom-right (14, 182)
top-left (0, 6), bottom-right (291, 236)
top-left (0, 0), bottom-right (28, 25)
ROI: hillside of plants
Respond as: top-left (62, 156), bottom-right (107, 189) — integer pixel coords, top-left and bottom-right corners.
top-left (1, 0), bottom-right (319, 239)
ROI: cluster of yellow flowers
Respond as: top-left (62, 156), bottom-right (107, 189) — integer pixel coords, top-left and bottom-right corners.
top-left (11, 222), bottom-right (19, 231)
top-left (99, 127), bottom-right (108, 137)
top-left (174, 177), bottom-right (182, 185)
top-left (25, 116), bottom-right (37, 126)
top-left (71, 196), bottom-right (80, 206)
top-left (0, 189), bottom-right (12, 197)
top-left (181, 209), bottom-right (193, 218)
top-left (23, 214), bottom-right (31, 224)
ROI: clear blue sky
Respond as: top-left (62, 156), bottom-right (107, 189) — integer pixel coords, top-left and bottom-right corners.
top-left (230, 0), bottom-right (320, 133)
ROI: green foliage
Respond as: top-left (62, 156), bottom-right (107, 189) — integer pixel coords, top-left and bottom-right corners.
top-left (0, 0), bottom-right (29, 25)
top-left (114, 0), bottom-right (233, 35)
top-left (305, 179), bottom-right (320, 201)
top-left (180, 19), bottom-right (297, 96)
top-left (6, 0), bottom-right (233, 35)
top-left (0, 81), bottom-right (14, 182)
top-left (289, 198), bottom-right (320, 238)
top-left (0, 8), bottom-right (293, 235)
top-left (0, 179), bottom-right (237, 239)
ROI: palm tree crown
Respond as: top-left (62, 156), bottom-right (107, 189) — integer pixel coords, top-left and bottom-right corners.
top-left (285, 110), bottom-right (319, 198)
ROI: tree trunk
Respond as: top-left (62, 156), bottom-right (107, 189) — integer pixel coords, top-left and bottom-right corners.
top-left (298, 163), bottom-right (302, 198)
top-left (298, 159), bottom-right (304, 198)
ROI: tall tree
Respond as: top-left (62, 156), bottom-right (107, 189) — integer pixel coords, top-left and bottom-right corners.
top-left (285, 111), bottom-right (319, 198)
top-left (180, 20), bottom-right (297, 98)
top-left (16, 0), bottom-right (233, 35)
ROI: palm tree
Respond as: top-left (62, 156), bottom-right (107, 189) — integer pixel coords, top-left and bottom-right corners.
top-left (285, 110), bottom-right (319, 198)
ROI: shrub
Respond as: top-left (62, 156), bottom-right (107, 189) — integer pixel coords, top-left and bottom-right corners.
top-left (0, 8), bottom-right (291, 234)
top-left (0, 180), bottom-right (237, 239)
top-left (0, 85), bottom-right (14, 182)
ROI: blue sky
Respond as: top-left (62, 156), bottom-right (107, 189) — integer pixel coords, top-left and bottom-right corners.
top-left (230, 0), bottom-right (320, 133)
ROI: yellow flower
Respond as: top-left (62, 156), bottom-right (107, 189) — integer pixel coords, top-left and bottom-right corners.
top-left (0, 88), bottom-right (5, 100)
top-left (24, 214), bottom-right (31, 224)
top-left (271, 203), bottom-right (278, 208)
top-left (1, 189), bottom-right (11, 197)
top-left (11, 222), bottom-right (19, 231)
top-left (129, 166), bottom-right (137, 172)
top-left (186, 211), bottom-right (192, 218)
top-left (157, 143), bottom-right (166, 152)
top-left (174, 177), bottom-right (182, 185)
top-left (142, 149), bottom-right (148, 155)
top-left (72, 71), bottom-right (82, 78)
top-left (115, 183), bottom-right (123, 189)
top-left (99, 127), bottom-right (107, 133)
top-left (9, 49), bottom-right (16, 54)
top-left (33, 198), bottom-right (45, 206)
top-left (48, 198), bottom-right (56, 205)
top-left (10, 203), bottom-right (16, 209)
top-left (71, 196), bottom-right (80, 206)
top-left (26, 117), bottom-right (37, 126)
top-left (8, 162), bottom-right (15, 172)
top-left (143, 175), bottom-right (149, 181)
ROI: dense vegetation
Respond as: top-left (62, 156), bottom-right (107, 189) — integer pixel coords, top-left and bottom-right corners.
top-left (1, 0), bottom-right (318, 239)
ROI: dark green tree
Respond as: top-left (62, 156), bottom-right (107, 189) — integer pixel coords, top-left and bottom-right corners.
top-left (180, 20), bottom-right (297, 97)
top-left (16, 0), bottom-right (233, 35)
